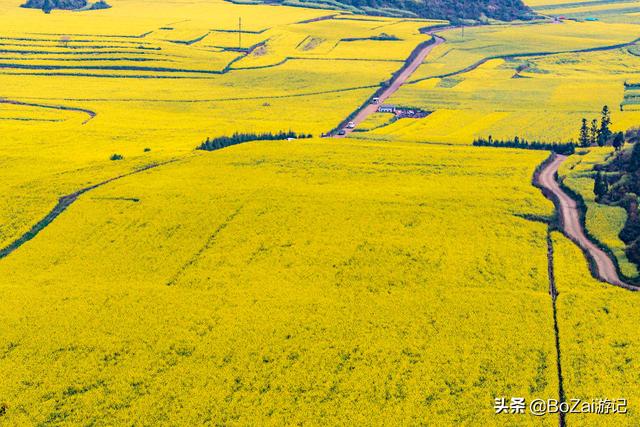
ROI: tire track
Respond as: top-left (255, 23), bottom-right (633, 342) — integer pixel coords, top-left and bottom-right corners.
top-left (165, 204), bottom-right (244, 286)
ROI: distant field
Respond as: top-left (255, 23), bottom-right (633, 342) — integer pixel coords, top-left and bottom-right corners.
top-left (526, 0), bottom-right (640, 23)
top-left (355, 22), bottom-right (640, 144)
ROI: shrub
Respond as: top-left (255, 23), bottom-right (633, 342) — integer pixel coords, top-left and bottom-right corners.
top-left (110, 154), bottom-right (124, 161)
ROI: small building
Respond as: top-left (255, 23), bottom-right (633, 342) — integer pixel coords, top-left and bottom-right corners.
top-left (378, 105), bottom-right (396, 113)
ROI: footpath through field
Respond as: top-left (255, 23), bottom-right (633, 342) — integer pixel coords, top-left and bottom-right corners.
top-left (537, 155), bottom-right (640, 291)
top-left (334, 29), bottom-right (447, 137)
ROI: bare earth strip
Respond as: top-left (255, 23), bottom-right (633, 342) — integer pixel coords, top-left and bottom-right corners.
top-left (537, 154), bottom-right (640, 291)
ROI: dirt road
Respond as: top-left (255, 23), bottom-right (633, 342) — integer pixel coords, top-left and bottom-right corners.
top-left (334, 33), bottom-right (445, 136)
top-left (537, 155), bottom-right (639, 291)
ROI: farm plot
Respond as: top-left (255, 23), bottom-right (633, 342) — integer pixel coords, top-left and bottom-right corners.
top-left (528, 0), bottom-right (640, 24)
top-left (0, 139), bottom-right (560, 425)
top-left (356, 26), bottom-right (640, 144)
top-left (552, 233), bottom-right (640, 426)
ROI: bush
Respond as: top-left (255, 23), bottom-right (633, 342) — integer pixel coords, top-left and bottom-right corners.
top-left (110, 154), bottom-right (124, 161)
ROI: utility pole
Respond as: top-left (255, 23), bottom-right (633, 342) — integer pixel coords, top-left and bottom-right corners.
top-left (239, 17), bottom-right (242, 50)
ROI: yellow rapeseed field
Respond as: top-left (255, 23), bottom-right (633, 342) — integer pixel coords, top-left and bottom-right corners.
top-left (361, 22), bottom-right (640, 144)
top-left (0, 139), bottom-right (561, 424)
top-left (552, 233), bottom-right (640, 426)
top-left (2, 0), bottom-right (640, 424)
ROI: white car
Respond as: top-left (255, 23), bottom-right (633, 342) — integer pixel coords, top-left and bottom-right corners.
top-left (347, 121), bottom-right (355, 129)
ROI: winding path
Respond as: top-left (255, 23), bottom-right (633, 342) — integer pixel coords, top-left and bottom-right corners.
top-left (0, 98), bottom-right (96, 124)
top-left (536, 154), bottom-right (640, 291)
top-left (0, 159), bottom-right (179, 260)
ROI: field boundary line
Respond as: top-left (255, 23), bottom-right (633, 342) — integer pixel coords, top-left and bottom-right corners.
top-left (0, 98), bottom-right (96, 124)
top-left (0, 158), bottom-right (182, 260)
top-left (546, 230), bottom-right (566, 427)
top-left (406, 36), bottom-right (640, 85)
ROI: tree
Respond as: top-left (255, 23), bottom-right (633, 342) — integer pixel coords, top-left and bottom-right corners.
top-left (579, 118), bottom-right (589, 147)
top-left (598, 105), bottom-right (612, 146)
top-left (594, 172), bottom-right (609, 198)
top-left (625, 127), bottom-right (640, 144)
top-left (612, 131), bottom-right (625, 151)
top-left (629, 140), bottom-right (640, 173)
top-left (42, 0), bottom-right (54, 13)
top-left (590, 119), bottom-right (599, 146)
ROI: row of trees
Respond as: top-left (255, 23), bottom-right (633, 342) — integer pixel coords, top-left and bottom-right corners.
top-left (22, 0), bottom-right (110, 13)
top-left (197, 131), bottom-right (312, 151)
top-left (472, 136), bottom-right (575, 155)
top-left (589, 133), bottom-right (640, 267)
top-left (269, 0), bottom-right (533, 21)
top-left (578, 106), bottom-right (623, 149)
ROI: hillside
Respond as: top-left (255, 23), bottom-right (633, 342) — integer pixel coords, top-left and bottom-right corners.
top-left (231, 0), bottom-right (535, 21)
top-left (21, 0), bottom-right (110, 13)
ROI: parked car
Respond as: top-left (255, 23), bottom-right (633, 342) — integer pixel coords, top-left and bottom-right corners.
top-left (337, 129), bottom-right (347, 136)
top-left (347, 121), bottom-right (355, 129)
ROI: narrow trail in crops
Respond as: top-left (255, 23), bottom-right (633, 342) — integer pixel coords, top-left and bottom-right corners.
top-left (536, 154), bottom-right (640, 291)
top-left (546, 231), bottom-right (566, 427)
top-left (0, 98), bottom-right (96, 124)
top-left (0, 159), bottom-right (180, 260)
top-left (332, 27), bottom-right (449, 136)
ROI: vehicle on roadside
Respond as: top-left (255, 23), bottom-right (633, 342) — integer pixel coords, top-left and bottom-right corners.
top-left (372, 97), bottom-right (380, 104)
top-left (337, 129), bottom-right (347, 136)
top-left (347, 121), bottom-right (355, 129)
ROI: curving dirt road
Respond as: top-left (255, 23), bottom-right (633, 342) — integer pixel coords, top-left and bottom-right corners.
top-left (537, 155), bottom-right (639, 291)
top-left (334, 33), bottom-right (446, 136)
